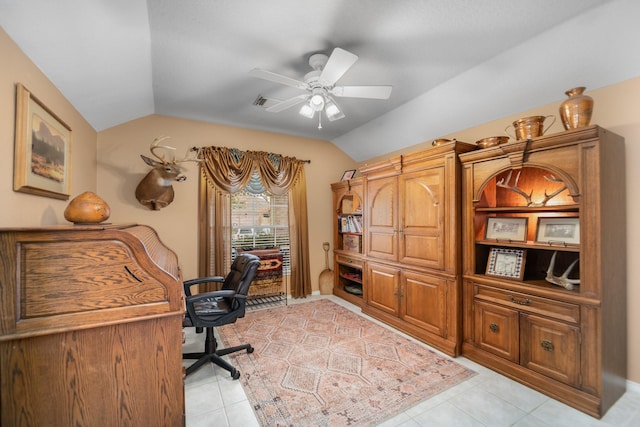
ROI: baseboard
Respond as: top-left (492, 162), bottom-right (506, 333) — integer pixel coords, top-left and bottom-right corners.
top-left (627, 379), bottom-right (640, 394)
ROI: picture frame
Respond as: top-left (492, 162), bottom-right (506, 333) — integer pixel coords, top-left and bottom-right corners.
top-left (485, 217), bottom-right (528, 242)
top-left (536, 217), bottom-right (580, 245)
top-left (340, 169), bottom-right (356, 181)
top-left (486, 247), bottom-right (526, 280)
top-left (14, 83), bottom-right (72, 200)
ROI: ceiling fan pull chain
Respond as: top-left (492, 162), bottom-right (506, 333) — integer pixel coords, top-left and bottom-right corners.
top-left (318, 113), bottom-right (322, 129)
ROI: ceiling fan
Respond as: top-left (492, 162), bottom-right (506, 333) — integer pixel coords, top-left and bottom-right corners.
top-left (249, 48), bottom-right (392, 128)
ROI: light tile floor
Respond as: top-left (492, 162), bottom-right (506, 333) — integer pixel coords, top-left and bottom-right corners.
top-left (183, 295), bottom-right (640, 427)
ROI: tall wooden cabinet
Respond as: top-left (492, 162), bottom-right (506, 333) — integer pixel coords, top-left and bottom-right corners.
top-left (359, 142), bottom-right (476, 356)
top-left (0, 224), bottom-right (185, 426)
top-left (331, 177), bottom-right (365, 307)
top-left (459, 126), bottom-right (626, 418)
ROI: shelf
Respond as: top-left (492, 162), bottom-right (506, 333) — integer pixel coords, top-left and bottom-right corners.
top-left (339, 272), bottom-right (362, 284)
top-left (465, 273), bottom-right (582, 297)
top-left (476, 240), bottom-right (580, 252)
top-left (475, 204), bottom-right (579, 213)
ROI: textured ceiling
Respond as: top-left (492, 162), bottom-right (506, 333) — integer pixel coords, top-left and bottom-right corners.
top-left (0, 0), bottom-right (614, 157)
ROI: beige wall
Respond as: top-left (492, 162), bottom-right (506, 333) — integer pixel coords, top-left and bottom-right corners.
top-left (0, 29), bottom-right (97, 226)
top-left (96, 114), bottom-right (357, 285)
top-left (358, 77), bottom-right (640, 385)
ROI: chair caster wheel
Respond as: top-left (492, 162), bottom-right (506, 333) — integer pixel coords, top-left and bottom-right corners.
top-left (231, 369), bottom-right (240, 380)
top-left (247, 346), bottom-right (254, 354)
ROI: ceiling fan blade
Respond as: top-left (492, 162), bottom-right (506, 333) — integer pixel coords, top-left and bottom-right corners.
top-left (248, 68), bottom-right (308, 90)
top-left (266, 94), bottom-right (309, 112)
top-left (331, 85), bottom-right (393, 100)
top-left (318, 48), bottom-right (358, 87)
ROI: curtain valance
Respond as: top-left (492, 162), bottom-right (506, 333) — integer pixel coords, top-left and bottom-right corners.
top-left (200, 146), bottom-right (307, 196)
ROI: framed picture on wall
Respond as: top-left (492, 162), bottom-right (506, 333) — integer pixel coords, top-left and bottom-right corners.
top-left (13, 83), bottom-right (72, 200)
top-left (340, 169), bottom-right (356, 181)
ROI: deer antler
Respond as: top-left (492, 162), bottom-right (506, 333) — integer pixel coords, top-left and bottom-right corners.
top-left (496, 170), bottom-right (533, 206)
top-left (540, 175), bottom-right (568, 206)
top-left (174, 146), bottom-right (203, 164)
top-left (150, 136), bottom-right (176, 164)
top-left (150, 137), bottom-right (202, 164)
top-left (545, 251), bottom-right (579, 290)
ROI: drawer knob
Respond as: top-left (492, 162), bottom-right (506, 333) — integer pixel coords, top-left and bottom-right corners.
top-left (489, 323), bottom-right (499, 333)
top-left (541, 340), bottom-right (555, 352)
top-left (508, 295), bottom-right (531, 306)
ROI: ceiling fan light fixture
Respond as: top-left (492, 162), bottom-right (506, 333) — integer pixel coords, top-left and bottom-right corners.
top-left (250, 47), bottom-right (392, 128)
top-left (310, 93), bottom-right (325, 111)
top-left (299, 103), bottom-right (315, 118)
top-left (325, 100), bottom-right (345, 121)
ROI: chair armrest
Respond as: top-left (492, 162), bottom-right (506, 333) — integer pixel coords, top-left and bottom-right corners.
top-left (185, 289), bottom-right (235, 304)
top-left (184, 289), bottom-right (247, 320)
top-left (183, 275), bottom-right (224, 296)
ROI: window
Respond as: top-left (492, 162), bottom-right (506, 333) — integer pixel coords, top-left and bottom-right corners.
top-left (231, 189), bottom-right (290, 274)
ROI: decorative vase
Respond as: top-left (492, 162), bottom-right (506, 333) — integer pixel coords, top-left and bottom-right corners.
top-left (64, 191), bottom-right (111, 224)
top-left (505, 115), bottom-right (556, 140)
top-left (559, 87), bottom-right (594, 130)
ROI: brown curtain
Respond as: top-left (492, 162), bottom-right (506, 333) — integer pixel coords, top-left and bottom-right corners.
top-left (198, 146), bottom-right (311, 297)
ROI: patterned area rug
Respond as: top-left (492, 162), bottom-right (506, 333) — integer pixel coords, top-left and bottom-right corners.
top-left (218, 299), bottom-right (475, 426)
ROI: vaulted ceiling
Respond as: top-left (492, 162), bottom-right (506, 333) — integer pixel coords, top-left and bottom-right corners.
top-left (0, 0), bottom-right (616, 159)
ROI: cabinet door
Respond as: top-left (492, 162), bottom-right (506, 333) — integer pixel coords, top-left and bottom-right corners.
top-left (366, 176), bottom-right (398, 261)
top-left (521, 314), bottom-right (580, 387)
top-left (474, 300), bottom-right (519, 363)
top-left (401, 270), bottom-right (446, 336)
top-left (366, 262), bottom-right (400, 316)
top-left (399, 167), bottom-right (445, 269)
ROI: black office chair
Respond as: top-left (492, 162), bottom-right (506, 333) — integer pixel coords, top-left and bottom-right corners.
top-left (182, 253), bottom-right (261, 379)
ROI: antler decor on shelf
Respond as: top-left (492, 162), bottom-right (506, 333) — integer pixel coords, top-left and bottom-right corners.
top-left (540, 175), bottom-right (568, 206)
top-left (545, 251), bottom-right (580, 290)
top-left (496, 170), bottom-right (568, 207)
top-left (496, 170), bottom-right (533, 206)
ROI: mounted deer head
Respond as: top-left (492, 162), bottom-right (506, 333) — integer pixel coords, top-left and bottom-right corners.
top-left (135, 137), bottom-right (201, 210)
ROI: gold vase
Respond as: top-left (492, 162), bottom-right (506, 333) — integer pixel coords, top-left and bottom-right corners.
top-left (559, 87), bottom-right (594, 130)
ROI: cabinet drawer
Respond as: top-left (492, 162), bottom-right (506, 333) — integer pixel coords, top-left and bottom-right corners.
top-left (474, 300), bottom-right (519, 363)
top-left (336, 254), bottom-right (363, 269)
top-left (474, 285), bottom-right (579, 324)
top-left (521, 314), bottom-right (580, 387)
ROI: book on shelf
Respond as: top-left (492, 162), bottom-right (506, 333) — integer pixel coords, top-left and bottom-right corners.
top-left (352, 215), bottom-right (362, 233)
top-left (339, 215), bottom-right (362, 233)
top-left (339, 216), bottom-right (348, 232)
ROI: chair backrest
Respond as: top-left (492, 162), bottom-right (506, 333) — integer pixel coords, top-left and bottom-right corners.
top-left (222, 253), bottom-right (261, 311)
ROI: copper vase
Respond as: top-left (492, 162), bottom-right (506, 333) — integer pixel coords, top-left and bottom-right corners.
top-left (559, 87), bottom-right (594, 130)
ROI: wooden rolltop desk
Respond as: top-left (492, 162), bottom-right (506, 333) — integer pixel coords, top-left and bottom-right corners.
top-left (0, 224), bottom-right (185, 426)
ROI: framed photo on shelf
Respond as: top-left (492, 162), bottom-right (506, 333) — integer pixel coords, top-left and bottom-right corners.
top-left (485, 217), bottom-right (528, 242)
top-left (343, 234), bottom-right (361, 252)
top-left (486, 247), bottom-right (526, 280)
top-left (536, 217), bottom-right (580, 245)
top-left (340, 169), bottom-right (356, 181)
top-left (13, 83), bottom-right (72, 200)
